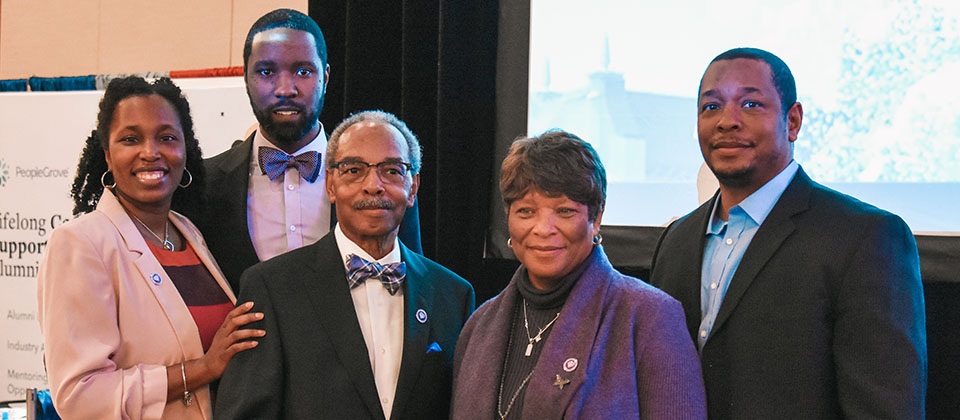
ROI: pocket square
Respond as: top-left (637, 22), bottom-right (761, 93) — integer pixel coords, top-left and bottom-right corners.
top-left (426, 342), bottom-right (442, 354)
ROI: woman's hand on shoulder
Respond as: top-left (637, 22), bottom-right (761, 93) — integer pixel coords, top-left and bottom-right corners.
top-left (200, 301), bottom-right (265, 379)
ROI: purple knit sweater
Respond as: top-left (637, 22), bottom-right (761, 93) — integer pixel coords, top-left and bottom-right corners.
top-left (451, 246), bottom-right (706, 419)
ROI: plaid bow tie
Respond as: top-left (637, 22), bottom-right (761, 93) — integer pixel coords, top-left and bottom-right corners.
top-left (257, 146), bottom-right (321, 182)
top-left (346, 254), bottom-right (406, 295)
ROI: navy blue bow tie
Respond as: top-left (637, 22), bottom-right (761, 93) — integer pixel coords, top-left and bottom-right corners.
top-left (258, 146), bottom-right (321, 183)
top-left (345, 254), bottom-right (406, 295)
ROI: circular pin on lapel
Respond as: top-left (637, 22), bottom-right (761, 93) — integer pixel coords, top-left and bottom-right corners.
top-left (151, 273), bottom-right (162, 285)
top-left (416, 308), bottom-right (428, 324)
top-left (562, 357), bottom-right (578, 372)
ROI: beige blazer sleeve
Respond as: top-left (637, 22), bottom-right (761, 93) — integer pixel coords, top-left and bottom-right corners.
top-left (37, 192), bottom-right (234, 420)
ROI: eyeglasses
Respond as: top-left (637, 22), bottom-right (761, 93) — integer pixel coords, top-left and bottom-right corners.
top-left (331, 160), bottom-right (412, 184)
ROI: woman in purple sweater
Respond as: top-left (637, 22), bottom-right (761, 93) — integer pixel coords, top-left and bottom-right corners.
top-left (451, 131), bottom-right (705, 419)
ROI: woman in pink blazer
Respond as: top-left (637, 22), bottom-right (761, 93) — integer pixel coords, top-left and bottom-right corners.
top-left (37, 77), bottom-right (264, 420)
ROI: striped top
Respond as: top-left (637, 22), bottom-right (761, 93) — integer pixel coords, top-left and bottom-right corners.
top-left (147, 240), bottom-right (233, 352)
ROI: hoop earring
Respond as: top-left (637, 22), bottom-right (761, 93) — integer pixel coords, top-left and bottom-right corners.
top-left (593, 232), bottom-right (603, 245)
top-left (178, 168), bottom-right (193, 188)
top-left (101, 171), bottom-right (116, 189)
top-left (507, 238), bottom-right (513, 248)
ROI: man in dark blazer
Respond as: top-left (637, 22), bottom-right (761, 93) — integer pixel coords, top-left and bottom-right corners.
top-left (651, 48), bottom-right (926, 419)
top-left (214, 110), bottom-right (474, 419)
top-left (190, 9), bottom-right (420, 291)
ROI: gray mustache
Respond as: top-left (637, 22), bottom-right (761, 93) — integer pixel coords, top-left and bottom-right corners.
top-left (353, 199), bottom-right (396, 210)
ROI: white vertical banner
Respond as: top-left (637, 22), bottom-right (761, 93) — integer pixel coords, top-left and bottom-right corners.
top-left (0, 77), bottom-right (253, 401)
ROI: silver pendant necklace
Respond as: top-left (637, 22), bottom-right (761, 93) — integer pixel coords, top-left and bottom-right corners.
top-left (497, 301), bottom-right (536, 420)
top-left (130, 213), bottom-right (175, 251)
top-left (497, 298), bottom-right (563, 419)
top-left (522, 298), bottom-right (560, 357)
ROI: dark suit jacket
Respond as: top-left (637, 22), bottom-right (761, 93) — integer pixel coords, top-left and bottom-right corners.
top-left (651, 168), bottom-right (927, 419)
top-left (191, 132), bottom-right (422, 291)
top-left (213, 233), bottom-right (475, 420)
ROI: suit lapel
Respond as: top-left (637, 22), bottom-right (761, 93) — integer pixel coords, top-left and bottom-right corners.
top-left (303, 235), bottom-right (385, 420)
top-left (710, 169), bottom-right (812, 335)
top-left (209, 134), bottom-right (260, 282)
top-left (212, 134), bottom-right (253, 220)
top-left (656, 197), bottom-right (715, 339)
top-left (390, 244), bottom-right (431, 419)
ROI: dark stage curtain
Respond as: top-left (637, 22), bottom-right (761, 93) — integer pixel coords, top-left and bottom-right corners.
top-left (309, 0), bottom-right (498, 285)
top-left (307, 2), bottom-right (957, 417)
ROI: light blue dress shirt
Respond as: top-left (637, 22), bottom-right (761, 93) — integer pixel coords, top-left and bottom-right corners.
top-left (697, 160), bottom-right (799, 349)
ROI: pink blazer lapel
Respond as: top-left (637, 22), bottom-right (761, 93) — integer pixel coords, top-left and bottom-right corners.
top-left (97, 192), bottom-right (206, 362)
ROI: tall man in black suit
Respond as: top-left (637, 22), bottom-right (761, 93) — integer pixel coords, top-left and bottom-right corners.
top-left (651, 48), bottom-right (926, 419)
top-left (214, 110), bottom-right (475, 419)
top-left (194, 9), bottom-right (420, 290)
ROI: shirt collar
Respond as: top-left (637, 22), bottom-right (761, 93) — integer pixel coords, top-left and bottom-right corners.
top-left (252, 122), bottom-right (327, 174)
top-left (334, 223), bottom-right (401, 269)
top-left (706, 160), bottom-right (800, 234)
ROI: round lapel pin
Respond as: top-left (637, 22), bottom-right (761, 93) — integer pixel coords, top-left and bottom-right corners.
top-left (416, 308), bottom-right (428, 323)
top-left (151, 273), bottom-right (162, 285)
top-left (562, 357), bottom-right (578, 372)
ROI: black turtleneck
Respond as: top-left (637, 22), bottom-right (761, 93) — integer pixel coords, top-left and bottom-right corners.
top-left (496, 246), bottom-right (597, 419)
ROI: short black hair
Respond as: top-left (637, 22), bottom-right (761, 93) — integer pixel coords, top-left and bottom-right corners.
top-left (243, 8), bottom-right (328, 74)
top-left (701, 47), bottom-right (797, 119)
top-left (71, 77), bottom-right (204, 216)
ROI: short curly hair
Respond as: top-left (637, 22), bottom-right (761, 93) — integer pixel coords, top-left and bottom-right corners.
top-left (500, 130), bottom-right (606, 222)
top-left (70, 76), bottom-right (204, 216)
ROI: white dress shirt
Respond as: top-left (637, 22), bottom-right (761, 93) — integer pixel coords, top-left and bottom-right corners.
top-left (334, 224), bottom-right (405, 419)
top-left (247, 126), bottom-right (331, 261)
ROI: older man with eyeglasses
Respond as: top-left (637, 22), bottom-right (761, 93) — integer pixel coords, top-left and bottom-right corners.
top-left (214, 110), bottom-right (475, 420)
